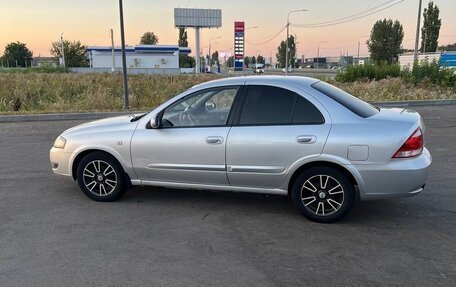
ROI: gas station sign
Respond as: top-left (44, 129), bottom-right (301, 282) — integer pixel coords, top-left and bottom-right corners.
top-left (234, 21), bottom-right (245, 71)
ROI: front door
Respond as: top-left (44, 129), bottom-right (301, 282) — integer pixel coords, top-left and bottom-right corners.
top-left (131, 86), bottom-right (240, 186)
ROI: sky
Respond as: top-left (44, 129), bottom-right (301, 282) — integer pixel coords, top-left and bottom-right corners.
top-left (0, 0), bottom-right (455, 59)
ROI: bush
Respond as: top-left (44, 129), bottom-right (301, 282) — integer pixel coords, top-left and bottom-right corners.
top-left (401, 59), bottom-right (456, 87)
top-left (337, 60), bottom-right (456, 88)
top-left (336, 62), bottom-right (401, 82)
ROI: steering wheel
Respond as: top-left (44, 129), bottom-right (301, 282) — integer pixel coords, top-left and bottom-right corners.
top-left (179, 106), bottom-right (196, 126)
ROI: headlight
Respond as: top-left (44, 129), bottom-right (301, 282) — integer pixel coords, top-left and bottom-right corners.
top-left (53, 136), bottom-right (67, 149)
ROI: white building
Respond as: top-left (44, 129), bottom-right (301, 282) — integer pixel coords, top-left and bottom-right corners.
top-left (398, 53), bottom-right (440, 70)
top-left (87, 45), bottom-right (191, 69)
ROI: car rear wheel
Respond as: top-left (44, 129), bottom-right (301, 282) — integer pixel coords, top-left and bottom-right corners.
top-left (291, 166), bottom-right (354, 223)
top-left (76, 152), bottom-right (127, 202)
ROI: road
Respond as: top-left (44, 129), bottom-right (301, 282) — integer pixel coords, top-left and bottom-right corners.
top-left (0, 105), bottom-right (455, 286)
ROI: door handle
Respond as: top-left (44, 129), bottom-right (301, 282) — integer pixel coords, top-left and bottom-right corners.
top-left (296, 135), bottom-right (317, 144)
top-left (206, 136), bottom-right (224, 144)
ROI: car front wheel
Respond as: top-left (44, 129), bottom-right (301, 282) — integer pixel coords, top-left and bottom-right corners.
top-left (76, 152), bottom-right (127, 202)
top-left (292, 166), bottom-right (354, 223)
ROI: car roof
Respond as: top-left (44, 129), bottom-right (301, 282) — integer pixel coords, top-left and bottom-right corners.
top-left (191, 75), bottom-right (320, 90)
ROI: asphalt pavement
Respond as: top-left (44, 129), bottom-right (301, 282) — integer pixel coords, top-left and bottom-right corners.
top-left (0, 105), bottom-right (455, 286)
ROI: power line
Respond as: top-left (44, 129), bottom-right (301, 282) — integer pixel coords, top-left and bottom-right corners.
top-left (297, 0), bottom-right (398, 27)
top-left (292, 0), bottom-right (404, 28)
top-left (246, 25), bottom-right (287, 46)
top-left (319, 44), bottom-right (358, 50)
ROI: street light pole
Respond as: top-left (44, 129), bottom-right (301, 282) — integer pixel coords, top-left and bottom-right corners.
top-left (357, 35), bottom-right (369, 64)
top-left (286, 10), bottom-right (307, 75)
top-left (208, 37), bottom-right (221, 72)
top-left (413, 0), bottom-right (423, 63)
top-left (118, 0), bottom-right (129, 109)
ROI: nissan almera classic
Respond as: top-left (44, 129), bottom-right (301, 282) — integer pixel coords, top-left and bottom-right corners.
top-left (50, 76), bottom-right (431, 223)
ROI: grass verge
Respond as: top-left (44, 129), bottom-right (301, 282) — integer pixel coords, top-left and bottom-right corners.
top-left (0, 73), bottom-right (454, 114)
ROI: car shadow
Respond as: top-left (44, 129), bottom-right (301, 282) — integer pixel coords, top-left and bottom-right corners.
top-left (120, 186), bottom-right (412, 224)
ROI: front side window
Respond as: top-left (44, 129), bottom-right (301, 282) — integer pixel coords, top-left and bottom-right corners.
top-left (162, 87), bottom-right (239, 127)
top-left (238, 86), bottom-right (324, 125)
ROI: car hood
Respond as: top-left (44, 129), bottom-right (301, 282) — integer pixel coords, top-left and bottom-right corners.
top-left (62, 114), bottom-right (143, 136)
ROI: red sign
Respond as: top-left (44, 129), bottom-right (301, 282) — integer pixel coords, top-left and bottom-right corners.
top-left (234, 21), bottom-right (245, 32)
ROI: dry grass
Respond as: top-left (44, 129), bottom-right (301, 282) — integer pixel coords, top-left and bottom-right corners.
top-left (0, 73), bottom-right (219, 113)
top-left (0, 73), bottom-right (454, 114)
top-left (328, 77), bottom-right (456, 102)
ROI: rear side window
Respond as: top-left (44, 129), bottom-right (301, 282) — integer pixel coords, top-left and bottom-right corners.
top-left (292, 96), bottom-right (325, 124)
top-left (312, 81), bottom-right (379, 118)
top-left (238, 86), bottom-right (324, 125)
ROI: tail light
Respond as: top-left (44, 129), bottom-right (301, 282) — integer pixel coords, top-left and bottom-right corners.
top-left (393, 128), bottom-right (423, 158)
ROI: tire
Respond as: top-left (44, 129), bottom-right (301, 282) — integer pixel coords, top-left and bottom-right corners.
top-left (291, 166), bottom-right (354, 223)
top-left (76, 152), bottom-right (128, 202)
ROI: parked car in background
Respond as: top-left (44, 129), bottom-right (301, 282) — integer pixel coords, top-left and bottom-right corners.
top-left (50, 76), bottom-right (431, 223)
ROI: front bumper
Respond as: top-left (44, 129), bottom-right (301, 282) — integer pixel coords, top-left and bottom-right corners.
top-left (49, 147), bottom-right (72, 177)
top-left (355, 147), bottom-right (432, 200)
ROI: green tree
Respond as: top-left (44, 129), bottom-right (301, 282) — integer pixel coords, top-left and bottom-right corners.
top-left (226, 56), bottom-right (234, 68)
top-left (257, 55), bottom-right (265, 65)
top-left (250, 56), bottom-right (256, 65)
top-left (50, 40), bottom-right (89, 67)
top-left (244, 56), bottom-right (250, 68)
top-left (367, 19), bottom-right (404, 63)
top-left (276, 35), bottom-right (296, 68)
top-left (420, 1), bottom-right (441, 53)
top-left (140, 32), bottom-right (159, 45)
top-left (178, 28), bottom-right (188, 47)
top-left (177, 28), bottom-right (195, 68)
top-left (179, 54), bottom-right (195, 68)
top-left (439, 43), bottom-right (456, 51)
top-left (2, 42), bottom-right (33, 67)
top-left (211, 51), bottom-right (219, 65)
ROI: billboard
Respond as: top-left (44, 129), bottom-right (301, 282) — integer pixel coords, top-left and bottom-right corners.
top-left (174, 8), bottom-right (222, 28)
top-left (234, 21), bottom-right (245, 71)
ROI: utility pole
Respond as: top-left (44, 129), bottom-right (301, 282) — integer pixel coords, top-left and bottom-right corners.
top-left (110, 29), bottom-right (116, 72)
top-left (119, 0), bottom-right (129, 109)
top-left (317, 41), bottom-right (327, 69)
top-left (60, 33), bottom-right (65, 67)
top-left (413, 0), bottom-right (423, 63)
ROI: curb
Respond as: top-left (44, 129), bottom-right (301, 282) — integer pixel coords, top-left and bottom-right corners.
top-left (0, 111), bottom-right (144, 123)
top-left (372, 99), bottom-right (456, 107)
top-left (0, 99), bottom-right (455, 123)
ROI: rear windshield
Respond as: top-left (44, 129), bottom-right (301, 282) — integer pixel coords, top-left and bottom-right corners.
top-left (312, 81), bottom-right (379, 118)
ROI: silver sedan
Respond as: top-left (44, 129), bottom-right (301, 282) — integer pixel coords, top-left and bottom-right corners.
top-left (50, 76), bottom-right (432, 223)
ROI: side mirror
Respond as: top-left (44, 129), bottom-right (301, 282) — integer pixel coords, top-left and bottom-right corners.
top-left (205, 101), bottom-right (216, 111)
top-left (150, 115), bottom-right (161, 129)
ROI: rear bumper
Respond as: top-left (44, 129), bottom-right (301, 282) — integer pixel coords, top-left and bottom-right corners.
top-left (355, 147), bottom-right (432, 200)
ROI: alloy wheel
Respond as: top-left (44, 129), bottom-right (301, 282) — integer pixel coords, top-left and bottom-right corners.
top-left (82, 160), bottom-right (118, 197)
top-left (300, 174), bottom-right (345, 216)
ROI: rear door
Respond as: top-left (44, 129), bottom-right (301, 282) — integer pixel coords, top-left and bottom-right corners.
top-left (226, 85), bottom-right (331, 189)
